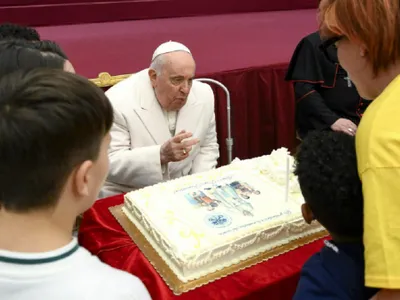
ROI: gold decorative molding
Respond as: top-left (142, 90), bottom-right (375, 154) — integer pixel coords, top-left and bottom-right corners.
top-left (90, 72), bottom-right (131, 88)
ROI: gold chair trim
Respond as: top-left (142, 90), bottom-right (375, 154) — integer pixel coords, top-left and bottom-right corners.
top-left (90, 72), bottom-right (131, 88)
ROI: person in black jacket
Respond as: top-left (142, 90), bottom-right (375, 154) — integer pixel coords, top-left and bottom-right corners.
top-left (285, 31), bottom-right (370, 139)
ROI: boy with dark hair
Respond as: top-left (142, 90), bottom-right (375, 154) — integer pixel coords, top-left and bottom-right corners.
top-left (0, 47), bottom-right (65, 78)
top-left (34, 39), bottom-right (68, 59)
top-left (0, 39), bottom-right (75, 74)
top-left (32, 40), bottom-right (75, 73)
top-left (0, 69), bottom-right (150, 299)
top-left (0, 39), bottom-right (67, 59)
top-left (293, 131), bottom-right (377, 299)
top-left (0, 23), bottom-right (40, 41)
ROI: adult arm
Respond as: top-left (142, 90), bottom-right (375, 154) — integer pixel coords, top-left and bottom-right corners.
top-left (361, 167), bottom-right (400, 290)
top-left (295, 82), bottom-right (340, 129)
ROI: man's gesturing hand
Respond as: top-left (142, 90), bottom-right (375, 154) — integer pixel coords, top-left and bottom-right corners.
top-left (160, 130), bottom-right (200, 164)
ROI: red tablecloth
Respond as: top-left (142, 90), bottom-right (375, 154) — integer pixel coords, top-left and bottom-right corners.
top-left (78, 195), bottom-right (326, 299)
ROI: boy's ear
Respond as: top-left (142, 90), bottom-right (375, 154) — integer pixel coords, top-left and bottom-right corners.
top-left (301, 203), bottom-right (315, 224)
top-left (73, 160), bottom-right (93, 197)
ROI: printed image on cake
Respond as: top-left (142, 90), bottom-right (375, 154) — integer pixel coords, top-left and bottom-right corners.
top-left (122, 148), bottom-right (324, 284)
top-left (184, 180), bottom-right (259, 217)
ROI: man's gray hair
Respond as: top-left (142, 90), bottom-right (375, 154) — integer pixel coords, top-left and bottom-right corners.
top-left (149, 54), bottom-right (165, 75)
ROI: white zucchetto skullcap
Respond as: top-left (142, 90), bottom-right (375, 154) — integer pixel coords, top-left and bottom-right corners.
top-left (151, 41), bottom-right (191, 62)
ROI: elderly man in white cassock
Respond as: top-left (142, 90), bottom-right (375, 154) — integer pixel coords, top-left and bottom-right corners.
top-left (100, 41), bottom-right (219, 197)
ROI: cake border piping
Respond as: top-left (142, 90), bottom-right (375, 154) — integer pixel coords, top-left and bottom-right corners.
top-left (109, 204), bottom-right (328, 295)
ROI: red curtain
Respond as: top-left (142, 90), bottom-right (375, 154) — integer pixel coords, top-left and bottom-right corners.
top-left (202, 64), bottom-right (296, 165)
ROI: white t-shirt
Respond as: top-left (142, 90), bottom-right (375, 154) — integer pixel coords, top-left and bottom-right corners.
top-left (0, 238), bottom-right (151, 300)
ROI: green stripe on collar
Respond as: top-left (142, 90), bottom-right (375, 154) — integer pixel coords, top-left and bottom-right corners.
top-left (0, 243), bottom-right (79, 265)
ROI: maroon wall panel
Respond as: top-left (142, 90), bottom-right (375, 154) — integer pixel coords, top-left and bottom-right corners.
top-left (0, 0), bottom-right (317, 26)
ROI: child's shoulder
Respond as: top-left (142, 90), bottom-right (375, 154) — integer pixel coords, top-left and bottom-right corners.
top-left (293, 240), bottom-right (364, 300)
top-left (72, 247), bottom-right (151, 299)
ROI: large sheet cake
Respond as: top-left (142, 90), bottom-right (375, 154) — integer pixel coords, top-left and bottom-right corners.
top-left (123, 148), bottom-right (324, 283)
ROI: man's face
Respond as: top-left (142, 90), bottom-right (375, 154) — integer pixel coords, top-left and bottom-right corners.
top-left (150, 51), bottom-right (196, 111)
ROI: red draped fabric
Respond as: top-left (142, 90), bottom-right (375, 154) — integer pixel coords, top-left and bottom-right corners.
top-left (205, 65), bottom-right (298, 165)
top-left (79, 195), bottom-right (326, 299)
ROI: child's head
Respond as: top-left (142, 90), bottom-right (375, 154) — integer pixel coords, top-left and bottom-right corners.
top-left (0, 44), bottom-right (71, 74)
top-left (294, 131), bottom-right (363, 239)
top-left (0, 68), bottom-right (113, 216)
top-left (34, 40), bottom-right (68, 60)
top-left (0, 23), bottom-right (40, 41)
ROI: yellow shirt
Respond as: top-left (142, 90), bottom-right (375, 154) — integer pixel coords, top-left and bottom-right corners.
top-left (356, 75), bottom-right (400, 289)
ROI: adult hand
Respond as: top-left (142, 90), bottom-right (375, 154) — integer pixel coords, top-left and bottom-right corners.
top-left (160, 130), bottom-right (200, 164)
top-left (331, 118), bottom-right (357, 136)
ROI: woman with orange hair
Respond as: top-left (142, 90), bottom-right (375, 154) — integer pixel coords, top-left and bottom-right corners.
top-left (319, 0), bottom-right (400, 298)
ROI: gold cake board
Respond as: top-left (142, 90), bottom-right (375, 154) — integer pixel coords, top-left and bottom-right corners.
top-left (109, 204), bottom-right (328, 295)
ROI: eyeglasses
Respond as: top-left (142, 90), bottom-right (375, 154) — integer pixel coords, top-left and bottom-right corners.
top-left (319, 36), bottom-right (343, 64)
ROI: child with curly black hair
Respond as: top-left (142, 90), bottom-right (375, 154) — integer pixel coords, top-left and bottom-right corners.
top-left (293, 131), bottom-right (378, 300)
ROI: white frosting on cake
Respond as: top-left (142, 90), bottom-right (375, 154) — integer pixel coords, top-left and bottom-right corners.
top-left (257, 148), bottom-right (300, 193)
top-left (124, 148), bottom-right (323, 282)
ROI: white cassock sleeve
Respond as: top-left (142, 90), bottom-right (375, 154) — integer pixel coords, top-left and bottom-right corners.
top-left (190, 112), bottom-right (219, 173)
top-left (107, 107), bottom-right (169, 189)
